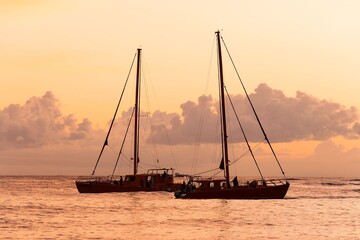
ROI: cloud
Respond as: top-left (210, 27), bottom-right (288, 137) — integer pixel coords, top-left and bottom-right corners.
top-left (148, 95), bottom-right (220, 145)
top-left (352, 122), bottom-right (360, 136)
top-left (1, 90), bottom-right (359, 177)
top-left (148, 83), bottom-right (360, 144)
top-left (3, 84), bottom-right (359, 150)
top-left (0, 91), bottom-right (103, 150)
top-left (286, 140), bottom-right (360, 177)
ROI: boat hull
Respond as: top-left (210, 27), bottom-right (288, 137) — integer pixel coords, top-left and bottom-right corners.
top-left (76, 173), bottom-right (181, 194)
top-left (76, 181), bottom-right (180, 193)
top-left (175, 181), bottom-right (290, 199)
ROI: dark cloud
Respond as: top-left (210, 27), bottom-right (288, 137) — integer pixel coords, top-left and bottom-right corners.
top-left (148, 84), bottom-right (360, 144)
top-left (2, 85), bottom-right (359, 150)
top-left (0, 91), bottom-right (102, 150)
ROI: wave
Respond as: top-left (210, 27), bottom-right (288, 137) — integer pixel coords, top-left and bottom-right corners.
top-left (321, 182), bottom-right (347, 186)
top-left (293, 195), bottom-right (360, 199)
top-left (285, 177), bottom-right (302, 181)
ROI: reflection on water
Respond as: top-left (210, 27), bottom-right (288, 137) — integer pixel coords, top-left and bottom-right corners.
top-left (1, 176), bottom-right (359, 239)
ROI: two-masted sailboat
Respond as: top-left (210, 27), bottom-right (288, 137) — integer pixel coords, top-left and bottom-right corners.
top-left (174, 31), bottom-right (290, 199)
top-left (76, 49), bottom-right (181, 193)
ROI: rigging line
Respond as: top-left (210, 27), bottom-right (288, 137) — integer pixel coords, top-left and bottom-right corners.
top-left (137, 165), bottom-right (147, 173)
top-left (91, 53), bottom-right (137, 175)
top-left (225, 100), bottom-right (237, 176)
top-left (191, 35), bottom-right (216, 174)
top-left (116, 153), bottom-right (132, 172)
top-left (210, 120), bottom-right (221, 174)
top-left (142, 56), bottom-right (153, 113)
top-left (141, 60), bottom-right (158, 167)
top-left (163, 129), bottom-right (177, 169)
top-left (220, 36), bottom-right (286, 177)
top-left (139, 161), bottom-right (160, 168)
top-left (151, 145), bottom-right (159, 168)
top-left (142, 63), bottom-right (165, 169)
top-left (142, 55), bottom-right (177, 169)
top-left (191, 95), bottom-right (207, 174)
top-left (230, 139), bottom-right (265, 166)
top-left (107, 144), bottom-right (119, 157)
top-left (115, 154), bottom-right (132, 173)
top-left (193, 167), bottom-right (222, 176)
top-left (190, 90), bottom-right (208, 173)
top-left (119, 154), bottom-right (131, 164)
top-left (210, 169), bottom-right (224, 178)
top-left (119, 151), bottom-right (131, 161)
top-left (203, 34), bottom-right (216, 96)
top-left (137, 160), bottom-right (164, 172)
top-left (111, 107), bottom-right (135, 179)
top-left (225, 86), bottom-right (264, 180)
top-left (192, 139), bottom-right (265, 178)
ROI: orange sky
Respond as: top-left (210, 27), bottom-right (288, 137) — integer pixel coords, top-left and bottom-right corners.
top-left (0, 1), bottom-right (359, 177)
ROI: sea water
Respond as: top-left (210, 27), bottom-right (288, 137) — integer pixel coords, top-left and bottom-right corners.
top-left (1, 176), bottom-right (359, 239)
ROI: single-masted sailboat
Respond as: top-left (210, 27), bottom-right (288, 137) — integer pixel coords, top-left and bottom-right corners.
top-left (174, 31), bottom-right (290, 199)
top-left (76, 49), bottom-right (181, 193)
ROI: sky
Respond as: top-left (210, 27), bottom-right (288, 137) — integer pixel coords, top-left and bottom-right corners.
top-left (1, 0), bottom-right (360, 177)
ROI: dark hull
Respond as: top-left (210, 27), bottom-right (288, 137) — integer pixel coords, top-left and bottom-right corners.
top-left (76, 172), bottom-right (182, 194)
top-left (176, 182), bottom-right (290, 199)
top-left (76, 181), bottom-right (180, 193)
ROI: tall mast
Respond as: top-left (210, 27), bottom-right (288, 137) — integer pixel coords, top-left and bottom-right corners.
top-left (216, 31), bottom-right (230, 187)
top-left (133, 48), bottom-right (141, 175)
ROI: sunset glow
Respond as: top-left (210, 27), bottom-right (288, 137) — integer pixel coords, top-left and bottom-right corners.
top-left (1, 1), bottom-right (359, 177)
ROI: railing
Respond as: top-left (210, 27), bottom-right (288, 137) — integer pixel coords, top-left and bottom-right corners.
top-left (76, 175), bottom-right (122, 183)
top-left (185, 176), bottom-right (287, 187)
top-left (239, 178), bottom-right (287, 188)
top-left (146, 168), bottom-right (175, 176)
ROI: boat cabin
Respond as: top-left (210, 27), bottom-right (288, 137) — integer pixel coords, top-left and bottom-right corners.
top-left (122, 168), bottom-right (175, 189)
top-left (195, 179), bottom-right (226, 189)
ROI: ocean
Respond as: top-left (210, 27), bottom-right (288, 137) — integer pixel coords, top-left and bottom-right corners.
top-left (1, 176), bottom-right (359, 239)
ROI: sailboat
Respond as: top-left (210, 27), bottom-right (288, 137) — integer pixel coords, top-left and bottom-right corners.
top-left (76, 48), bottom-right (181, 193)
top-left (174, 31), bottom-right (290, 199)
